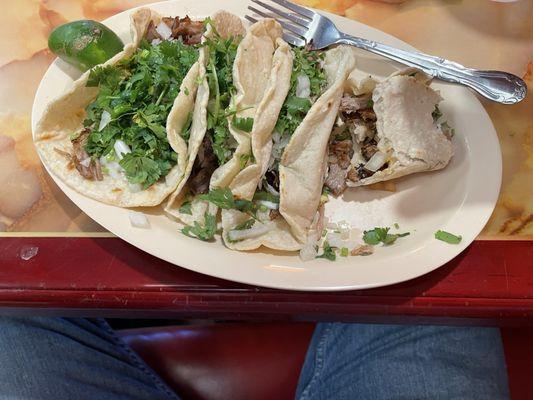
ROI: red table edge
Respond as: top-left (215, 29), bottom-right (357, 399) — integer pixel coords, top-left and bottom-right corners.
top-left (1, 237), bottom-right (532, 323)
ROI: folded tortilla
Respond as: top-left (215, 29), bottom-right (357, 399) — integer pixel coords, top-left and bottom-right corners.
top-left (34, 9), bottom-right (202, 207)
top-left (163, 10), bottom-right (245, 225)
top-left (345, 68), bottom-right (454, 188)
top-left (222, 46), bottom-right (357, 250)
top-left (165, 18), bottom-right (286, 227)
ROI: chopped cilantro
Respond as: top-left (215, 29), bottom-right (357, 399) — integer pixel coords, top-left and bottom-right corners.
top-left (181, 111), bottom-right (193, 140)
top-left (199, 188), bottom-right (265, 218)
top-left (232, 116), bottom-right (254, 132)
top-left (198, 187), bottom-right (235, 209)
top-left (393, 223), bottom-right (400, 230)
top-left (441, 121), bottom-right (455, 137)
top-left (253, 191), bottom-right (279, 204)
top-left (234, 219), bottom-right (255, 230)
top-left (204, 32), bottom-right (241, 166)
top-left (317, 242), bottom-right (336, 261)
top-left (363, 227), bottom-right (410, 246)
top-left (340, 247), bottom-right (349, 257)
top-left (82, 39), bottom-right (199, 188)
top-left (435, 230), bottom-right (462, 244)
top-left (179, 201), bottom-right (192, 215)
top-left (367, 99), bottom-right (374, 108)
top-left (181, 213), bottom-right (217, 241)
top-left (432, 105), bottom-right (443, 121)
top-left (239, 152), bottom-right (253, 169)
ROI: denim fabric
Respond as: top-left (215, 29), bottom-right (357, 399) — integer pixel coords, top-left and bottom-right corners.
top-left (0, 318), bottom-right (509, 400)
top-left (0, 317), bottom-right (179, 400)
top-left (296, 323), bottom-right (510, 400)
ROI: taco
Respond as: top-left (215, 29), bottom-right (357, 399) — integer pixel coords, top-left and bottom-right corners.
top-left (35, 9), bottom-right (205, 207)
top-left (323, 68), bottom-right (454, 196)
top-left (219, 45), bottom-right (357, 250)
top-left (164, 18), bottom-right (289, 231)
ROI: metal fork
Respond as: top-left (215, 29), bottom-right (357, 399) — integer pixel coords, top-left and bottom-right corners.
top-left (246, 0), bottom-right (526, 105)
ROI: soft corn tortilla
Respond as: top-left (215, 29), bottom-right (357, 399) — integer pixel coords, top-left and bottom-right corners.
top-left (346, 68), bottom-right (453, 187)
top-left (278, 46), bottom-right (357, 244)
top-left (34, 9), bottom-right (200, 207)
top-left (164, 11), bottom-right (246, 225)
top-left (223, 45), bottom-right (357, 250)
top-left (219, 22), bottom-right (296, 251)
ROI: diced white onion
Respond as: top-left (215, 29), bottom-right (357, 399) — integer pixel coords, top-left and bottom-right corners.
top-left (327, 232), bottom-right (359, 250)
top-left (300, 231), bottom-right (319, 261)
top-left (79, 158), bottom-right (91, 168)
top-left (155, 22), bottom-right (172, 40)
top-left (128, 183), bottom-right (142, 193)
top-left (364, 151), bottom-right (388, 172)
top-left (151, 38), bottom-right (162, 46)
top-left (128, 211), bottom-right (151, 229)
top-left (99, 156), bottom-right (124, 179)
top-left (295, 74), bottom-right (311, 98)
top-left (256, 200), bottom-right (278, 210)
top-left (228, 222), bottom-right (272, 242)
top-left (114, 140), bottom-right (131, 161)
top-left (98, 110), bottom-right (112, 131)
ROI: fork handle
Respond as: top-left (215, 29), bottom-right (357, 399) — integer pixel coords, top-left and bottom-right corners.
top-left (338, 34), bottom-right (527, 105)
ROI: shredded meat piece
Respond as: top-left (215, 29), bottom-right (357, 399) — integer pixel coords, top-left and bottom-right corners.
top-left (269, 210), bottom-right (280, 220)
top-left (324, 163), bottom-right (347, 196)
top-left (145, 20), bottom-right (161, 42)
top-left (358, 108), bottom-right (376, 122)
top-left (339, 93), bottom-right (371, 115)
top-left (356, 164), bottom-right (373, 180)
top-left (346, 168), bottom-right (359, 182)
top-left (67, 128), bottom-right (103, 181)
top-left (361, 139), bottom-right (378, 161)
top-left (146, 16), bottom-right (204, 44)
top-left (163, 16), bottom-right (204, 45)
top-left (189, 136), bottom-right (217, 195)
top-left (330, 140), bottom-right (353, 169)
top-left (351, 244), bottom-right (374, 256)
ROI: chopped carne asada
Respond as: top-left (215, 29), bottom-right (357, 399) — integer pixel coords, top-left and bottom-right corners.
top-left (325, 93), bottom-right (382, 196)
top-left (188, 136), bottom-right (218, 195)
top-left (57, 128), bottom-right (103, 181)
top-left (146, 16), bottom-right (204, 44)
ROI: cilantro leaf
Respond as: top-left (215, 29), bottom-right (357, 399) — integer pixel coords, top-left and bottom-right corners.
top-left (119, 153), bottom-right (162, 189)
top-left (234, 219), bottom-right (255, 230)
top-left (181, 111), bottom-right (193, 140)
top-left (317, 242), bottom-right (336, 261)
top-left (232, 116), bottom-right (254, 132)
top-left (435, 230), bottom-right (462, 244)
top-left (199, 187), bottom-right (235, 209)
top-left (179, 201), bottom-right (192, 215)
top-left (285, 96), bottom-right (312, 115)
top-left (432, 105), bottom-right (443, 121)
top-left (363, 227), bottom-right (410, 246)
top-left (181, 213), bottom-right (217, 241)
top-left (252, 191), bottom-right (279, 204)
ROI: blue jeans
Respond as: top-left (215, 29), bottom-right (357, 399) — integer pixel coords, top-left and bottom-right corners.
top-left (0, 318), bottom-right (509, 399)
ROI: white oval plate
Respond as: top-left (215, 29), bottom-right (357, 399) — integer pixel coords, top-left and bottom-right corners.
top-left (32, 0), bottom-right (501, 291)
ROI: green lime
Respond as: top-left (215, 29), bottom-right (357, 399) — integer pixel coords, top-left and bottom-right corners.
top-left (48, 20), bottom-right (124, 72)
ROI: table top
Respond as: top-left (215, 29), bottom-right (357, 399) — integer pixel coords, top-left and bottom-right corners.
top-left (0, 0), bottom-right (532, 321)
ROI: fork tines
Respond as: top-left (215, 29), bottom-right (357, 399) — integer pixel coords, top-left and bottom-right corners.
top-left (246, 0), bottom-right (315, 47)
